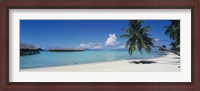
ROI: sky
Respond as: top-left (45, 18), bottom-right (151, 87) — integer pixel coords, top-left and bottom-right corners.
top-left (20, 20), bottom-right (172, 50)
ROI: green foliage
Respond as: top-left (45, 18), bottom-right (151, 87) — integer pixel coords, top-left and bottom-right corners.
top-left (120, 20), bottom-right (155, 56)
top-left (164, 20), bottom-right (180, 51)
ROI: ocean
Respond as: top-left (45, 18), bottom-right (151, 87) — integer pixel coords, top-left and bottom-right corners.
top-left (20, 50), bottom-right (165, 69)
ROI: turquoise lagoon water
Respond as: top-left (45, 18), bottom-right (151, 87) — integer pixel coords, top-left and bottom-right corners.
top-left (20, 50), bottom-right (165, 69)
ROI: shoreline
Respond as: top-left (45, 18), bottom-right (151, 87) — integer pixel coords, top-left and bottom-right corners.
top-left (20, 52), bottom-right (180, 72)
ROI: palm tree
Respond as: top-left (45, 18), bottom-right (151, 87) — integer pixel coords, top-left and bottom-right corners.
top-left (120, 20), bottom-right (155, 56)
top-left (121, 20), bottom-right (180, 56)
top-left (164, 20), bottom-right (180, 51)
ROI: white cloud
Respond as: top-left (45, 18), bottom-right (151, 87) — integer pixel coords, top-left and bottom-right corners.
top-left (154, 38), bottom-right (160, 42)
top-left (112, 44), bottom-right (127, 50)
top-left (79, 42), bottom-right (102, 49)
top-left (118, 45), bottom-right (125, 49)
top-left (79, 44), bottom-right (86, 48)
top-left (105, 34), bottom-right (119, 46)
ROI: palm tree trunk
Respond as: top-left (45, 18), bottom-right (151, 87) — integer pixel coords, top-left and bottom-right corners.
top-left (151, 45), bottom-right (180, 56)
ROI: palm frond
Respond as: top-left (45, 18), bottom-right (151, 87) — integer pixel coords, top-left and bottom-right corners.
top-left (139, 26), bottom-right (152, 34)
top-left (120, 34), bottom-right (131, 38)
top-left (137, 42), bottom-right (143, 55)
top-left (125, 38), bottom-right (132, 48)
top-left (121, 20), bottom-right (154, 56)
top-left (129, 42), bottom-right (136, 56)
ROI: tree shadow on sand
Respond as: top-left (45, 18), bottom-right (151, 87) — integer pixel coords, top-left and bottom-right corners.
top-left (129, 61), bottom-right (156, 64)
top-left (172, 57), bottom-right (180, 59)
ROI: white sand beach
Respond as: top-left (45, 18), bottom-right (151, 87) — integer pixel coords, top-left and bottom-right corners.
top-left (21, 52), bottom-right (180, 72)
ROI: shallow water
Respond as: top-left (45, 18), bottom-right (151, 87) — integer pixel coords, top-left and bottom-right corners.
top-left (20, 50), bottom-right (165, 69)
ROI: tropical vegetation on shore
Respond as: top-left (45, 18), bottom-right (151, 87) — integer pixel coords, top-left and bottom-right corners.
top-left (121, 20), bottom-right (180, 56)
top-left (164, 20), bottom-right (180, 51)
top-left (120, 20), bottom-right (154, 56)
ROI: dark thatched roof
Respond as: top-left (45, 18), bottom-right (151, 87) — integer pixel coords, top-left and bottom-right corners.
top-left (20, 42), bottom-right (37, 49)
